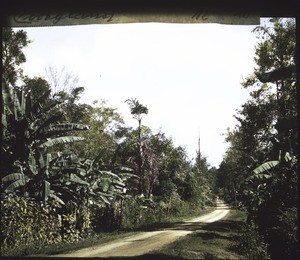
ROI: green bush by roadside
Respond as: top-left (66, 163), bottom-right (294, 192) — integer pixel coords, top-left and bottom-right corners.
top-left (233, 222), bottom-right (270, 260)
top-left (0, 195), bottom-right (91, 256)
top-left (120, 193), bottom-right (207, 230)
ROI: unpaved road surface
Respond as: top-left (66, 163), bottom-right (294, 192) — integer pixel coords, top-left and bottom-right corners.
top-left (50, 201), bottom-right (229, 258)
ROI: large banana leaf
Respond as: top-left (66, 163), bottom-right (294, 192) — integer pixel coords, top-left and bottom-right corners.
top-left (36, 113), bottom-right (64, 133)
top-left (1, 173), bottom-right (28, 183)
top-left (246, 173), bottom-right (272, 182)
top-left (253, 160), bottom-right (280, 174)
top-left (39, 136), bottom-right (85, 148)
top-left (38, 123), bottom-right (89, 135)
top-left (5, 179), bottom-right (28, 193)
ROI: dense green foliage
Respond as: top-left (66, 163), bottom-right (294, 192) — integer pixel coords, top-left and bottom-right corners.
top-left (1, 195), bottom-right (94, 256)
top-left (216, 18), bottom-right (297, 259)
top-left (1, 28), bottom-right (216, 256)
top-left (234, 222), bottom-right (270, 259)
top-left (2, 28), bottom-right (31, 85)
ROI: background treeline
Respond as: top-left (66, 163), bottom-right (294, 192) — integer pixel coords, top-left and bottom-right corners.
top-left (215, 18), bottom-right (298, 259)
top-left (1, 27), bottom-right (217, 255)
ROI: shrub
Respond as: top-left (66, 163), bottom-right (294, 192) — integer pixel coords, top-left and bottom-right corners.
top-left (0, 195), bottom-right (92, 256)
top-left (267, 207), bottom-right (298, 259)
top-left (120, 193), bottom-right (206, 230)
top-left (1, 195), bottom-right (61, 255)
top-left (233, 222), bottom-right (270, 260)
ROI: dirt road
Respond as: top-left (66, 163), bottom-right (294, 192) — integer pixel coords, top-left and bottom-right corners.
top-left (51, 201), bottom-right (229, 258)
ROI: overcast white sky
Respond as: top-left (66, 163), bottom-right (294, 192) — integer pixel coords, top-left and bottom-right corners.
top-left (15, 19), bottom-right (265, 168)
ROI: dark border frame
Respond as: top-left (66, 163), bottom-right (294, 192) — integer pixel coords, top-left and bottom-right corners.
top-left (0, 0), bottom-right (299, 249)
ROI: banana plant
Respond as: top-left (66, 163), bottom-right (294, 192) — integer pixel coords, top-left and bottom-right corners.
top-left (1, 140), bottom-right (136, 206)
top-left (2, 78), bottom-right (89, 173)
top-left (244, 136), bottom-right (296, 212)
top-left (1, 77), bottom-right (138, 208)
top-left (52, 151), bottom-right (137, 206)
top-left (1, 77), bottom-right (89, 201)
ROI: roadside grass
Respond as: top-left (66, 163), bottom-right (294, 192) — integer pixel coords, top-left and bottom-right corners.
top-left (151, 210), bottom-right (247, 259)
top-left (12, 231), bottom-right (137, 257)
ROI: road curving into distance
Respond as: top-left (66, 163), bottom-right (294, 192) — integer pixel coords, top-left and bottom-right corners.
top-left (49, 200), bottom-right (230, 258)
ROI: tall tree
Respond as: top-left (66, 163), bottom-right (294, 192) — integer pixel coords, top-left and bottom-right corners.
top-left (2, 28), bottom-right (31, 85)
top-left (124, 98), bottom-right (149, 195)
top-left (125, 98), bottom-right (149, 141)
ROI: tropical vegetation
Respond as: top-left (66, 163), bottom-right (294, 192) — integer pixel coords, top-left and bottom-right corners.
top-left (1, 18), bottom-right (297, 259)
top-left (1, 27), bottom-right (216, 256)
top-left (216, 18), bottom-right (297, 259)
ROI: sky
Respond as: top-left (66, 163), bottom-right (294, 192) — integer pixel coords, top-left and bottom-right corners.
top-left (15, 19), bottom-right (263, 168)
